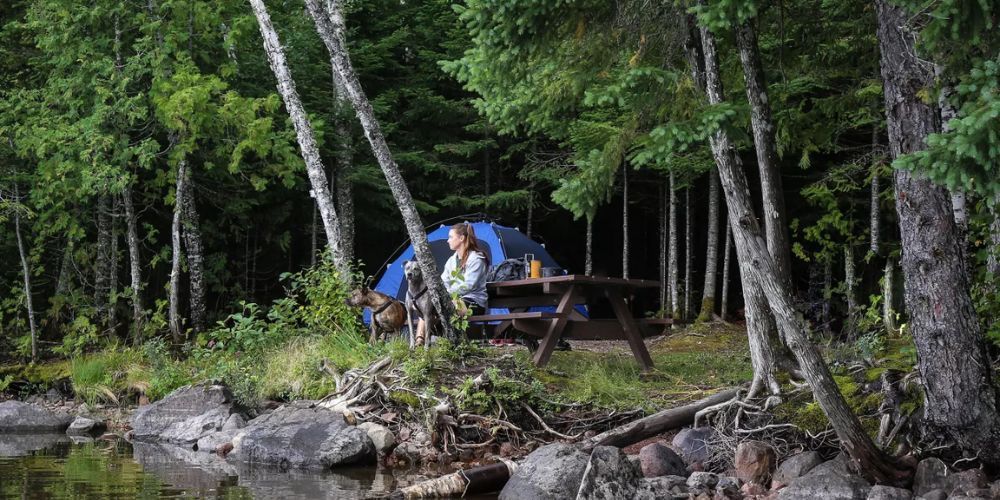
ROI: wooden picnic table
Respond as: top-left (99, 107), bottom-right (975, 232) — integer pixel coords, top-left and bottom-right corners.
top-left (468, 275), bottom-right (671, 371)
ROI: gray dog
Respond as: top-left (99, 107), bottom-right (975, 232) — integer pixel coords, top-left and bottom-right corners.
top-left (403, 260), bottom-right (436, 348)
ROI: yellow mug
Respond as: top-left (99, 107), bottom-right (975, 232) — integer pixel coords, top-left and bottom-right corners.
top-left (530, 259), bottom-right (542, 278)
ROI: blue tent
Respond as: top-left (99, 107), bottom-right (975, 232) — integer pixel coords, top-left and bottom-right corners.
top-left (365, 221), bottom-right (570, 324)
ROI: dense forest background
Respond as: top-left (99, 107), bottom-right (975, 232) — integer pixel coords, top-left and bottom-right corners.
top-left (0, 0), bottom-right (998, 427)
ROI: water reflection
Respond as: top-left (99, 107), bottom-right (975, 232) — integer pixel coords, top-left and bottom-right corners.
top-left (0, 436), bottom-right (437, 499)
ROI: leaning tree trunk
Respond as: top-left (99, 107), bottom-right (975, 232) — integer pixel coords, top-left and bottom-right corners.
top-left (720, 220), bottom-right (732, 321)
top-left (94, 193), bottom-right (112, 331)
top-left (305, 0), bottom-right (455, 335)
top-left (249, 0), bottom-right (349, 280)
top-left (13, 185), bottom-right (38, 361)
top-left (585, 215), bottom-right (593, 276)
top-left (622, 166), bottom-right (629, 279)
top-left (668, 172), bottom-right (679, 318)
top-left (699, 18), bottom-right (908, 482)
top-left (122, 184), bottom-right (145, 343)
top-left (181, 169), bottom-right (206, 334)
top-left (684, 188), bottom-right (693, 320)
top-left (168, 158), bottom-right (187, 344)
top-left (876, 0), bottom-right (1000, 464)
top-left (699, 171), bottom-right (720, 321)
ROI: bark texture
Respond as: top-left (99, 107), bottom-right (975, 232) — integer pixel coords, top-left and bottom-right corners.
top-left (668, 172), bottom-right (679, 318)
top-left (721, 221), bottom-right (732, 321)
top-left (699, 171), bottom-right (720, 320)
top-left (876, 0), bottom-right (1000, 464)
top-left (622, 166), bottom-right (629, 279)
top-left (699, 18), bottom-right (906, 482)
top-left (180, 169), bottom-right (206, 334)
top-left (870, 161), bottom-right (881, 255)
top-left (305, 0), bottom-right (455, 335)
top-left (168, 158), bottom-right (187, 344)
top-left (123, 184), bottom-right (145, 343)
top-left (585, 216), bottom-right (593, 276)
top-left (684, 188), bottom-right (692, 319)
top-left (659, 182), bottom-right (667, 311)
top-left (249, 0), bottom-right (349, 279)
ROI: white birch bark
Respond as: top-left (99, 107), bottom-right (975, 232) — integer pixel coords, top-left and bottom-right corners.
top-left (721, 220), bottom-right (732, 321)
top-left (123, 185), bottom-right (145, 343)
top-left (870, 162), bottom-right (881, 255)
top-left (305, 0), bottom-right (455, 334)
top-left (168, 158), bottom-right (187, 344)
top-left (668, 172), bottom-right (679, 318)
top-left (249, 0), bottom-right (349, 280)
top-left (13, 184), bottom-right (38, 360)
top-left (700, 171), bottom-right (720, 320)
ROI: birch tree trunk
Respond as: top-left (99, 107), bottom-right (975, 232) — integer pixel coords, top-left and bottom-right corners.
top-left (699, 171), bottom-right (720, 320)
top-left (304, 0), bottom-right (455, 334)
top-left (249, 0), bottom-right (349, 281)
top-left (822, 257), bottom-right (832, 332)
top-left (698, 18), bottom-right (907, 482)
top-left (331, 38), bottom-right (355, 267)
top-left (169, 158), bottom-right (187, 344)
top-left (123, 184), bottom-right (145, 343)
top-left (668, 172), bottom-right (679, 318)
top-left (870, 161), bottom-right (881, 255)
top-left (622, 166), bottom-right (629, 279)
top-left (721, 220), bottom-right (732, 321)
top-left (181, 169), bottom-right (206, 334)
top-left (882, 257), bottom-right (898, 334)
top-left (844, 244), bottom-right (857, 322)
top-left (876, 0), bottom-right (1000, 464)
top-left (684, 188), bottom-right (692, 320)
top-left (13, 185), bottom-right (38, 361)
top-left (585, 216), bottom-right (593, 276)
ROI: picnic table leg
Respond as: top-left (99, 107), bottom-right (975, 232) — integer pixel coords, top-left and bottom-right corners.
top-left (532, 285), bottom-right (577, 367)
top-left (606, 288), bottom-right (655, 371)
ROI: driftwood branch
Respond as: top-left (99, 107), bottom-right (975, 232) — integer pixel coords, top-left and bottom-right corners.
top-left (580, 388), bottom-right (739, 450)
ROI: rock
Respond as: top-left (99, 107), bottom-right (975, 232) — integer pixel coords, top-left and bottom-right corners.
top-left (0, 401), bottom-right (73, 432)
top-left (129, 384), bottom-right (240, 446)
top-left (742, 482), bottom-right (768, 496)
top-left (688, 471), bottom-right (721, 493)
top-left (916, 489), bottom-right (946, 500)
top-left (635, 475), bottom-right (688, 500)
top-left (639, 441), bottom-right (687, 477)
top-left (716, 476), bottom-right (743, 499)
top-left (912, 458), bottom-right (949, 497)
top-left (221, 413), bottom-right (245, 431)
top-left (0, 433), bottom-right (70, 456)
top-left (230, 404), bottom-right (374, 470)
top-left (955, 490), bottom-right (992, 500)
top-left (672, 427), bottom-right (715, 464)
top-left (991, 480), bottom-right (1000, 499)
top-left (947, 468), bottom-right (987, 496)
top-left (66, 416), bottom-right (106, 436)
top-left (575, 446), bottom-right (641, 500)
top-left (500, 443), bottom-right (590, 500)
top-left (777, 456), bottom-right (870, 500)
top-left (196, 429), bottom-right (240, 454)
top-left (866, 485), bottom-right (912, 500)
top-left (357, 422), bottom-right (395, 455)
top-left (44, 388), bottom-right (63, 403)
top-left (736, 441), bottom-right (776, 486)
top-left (773, 451), bottom-right (824, 487)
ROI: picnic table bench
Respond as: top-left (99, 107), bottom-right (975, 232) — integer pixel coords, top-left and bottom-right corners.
top-left (467, 275), bottom-right (677, 371)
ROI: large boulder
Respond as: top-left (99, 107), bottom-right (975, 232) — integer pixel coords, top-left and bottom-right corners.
top-left (129, 384), bottom-right (240, 446)
top-left (735, 440), bottom-right (776, 486)
top-left (638, 442), bottom-right (687, 477)
top-left (773, 451), bottom-right (824, 487)
top-left (230, 403), bottom-right (374, 470)
top-left (66, 416), bottom-right (106, 436)
top-left (357, 422), bottom-right (395, 455)
top-left (912, 458), bottom-right (949, 497)
top-left (500, 443), bottom-right (590, 500)
top-left (0, 401), bottom-right (73, 432)
top-left (671, 426), bottom-right (715, 465)
top-left (777, 456), bottom-right (871, 500)
top-left (575, 446), bottom-right (641, 500)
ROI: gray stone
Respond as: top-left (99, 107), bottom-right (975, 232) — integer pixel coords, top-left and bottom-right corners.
top-left (129, 384), bottom-right (239, 445)
top-left (866, 485), bottom-right (912, 500)
top-left (688, 471), bottom-right (720, 492)
top-left (0, 433), bottom-right (70, 456)
top-left (916, 489), bottom-right (946, 500)
top-left (991, 480), bottom-right (1000, 499)
top-left (221, 413), bottom-right (245, 431)
top-left (716, 476), bottom-right (743, 499)
top-left (912, 458), bottom-right (949, 497)
top-left (946, 469), bottom-right (987, 496)
top-left (500, 443), bottom-right (590, 500)
top-left (774, 451), bottom-right (824, 486)
top-left (0, 401), bottom-right (73, 432)
top-left (635, 475), bottom-right (688, 500)
top-left (357, 422), bottom-right (395, 455)
top-left (639, 442), bottom-right (687, 477)
top-left (575, 446), bottom-right (641, 500)
top-left (66, 416), bottom-right (106, 436)
top-left (735, 441), bottom-right (776, 486)
top-left (952, 490), bottom-right (992, 500)
top-left (196, 429), bottom-right (240, 453)
top-left (777, 456), bottom-right (871, 500)
top-left (230, 404), bottom-right (374, 470)
top-left (672, 427), bottom-right (715, 464)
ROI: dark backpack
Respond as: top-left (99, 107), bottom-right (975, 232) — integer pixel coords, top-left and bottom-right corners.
top-left (489, 257), bottom-right (527, 282)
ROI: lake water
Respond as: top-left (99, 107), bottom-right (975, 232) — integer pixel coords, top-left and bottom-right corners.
top-left (0, 434), bottom-right (444, 499)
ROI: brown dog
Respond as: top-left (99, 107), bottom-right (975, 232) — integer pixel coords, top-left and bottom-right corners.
top-left (346, 286), bottom-right (407, 343)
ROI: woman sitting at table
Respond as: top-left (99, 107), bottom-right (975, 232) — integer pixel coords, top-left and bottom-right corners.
top-left (414, 222), bottom-right (489, 343)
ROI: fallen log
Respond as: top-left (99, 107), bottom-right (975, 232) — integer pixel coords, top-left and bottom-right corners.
top-left (579, 388), bottom-right (739, 450)
top-left (389, 460), bottom-right (517, 499)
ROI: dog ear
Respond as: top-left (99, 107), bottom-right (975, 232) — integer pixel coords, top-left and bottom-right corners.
top-left (363, 275), bottom-right (374, 290)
